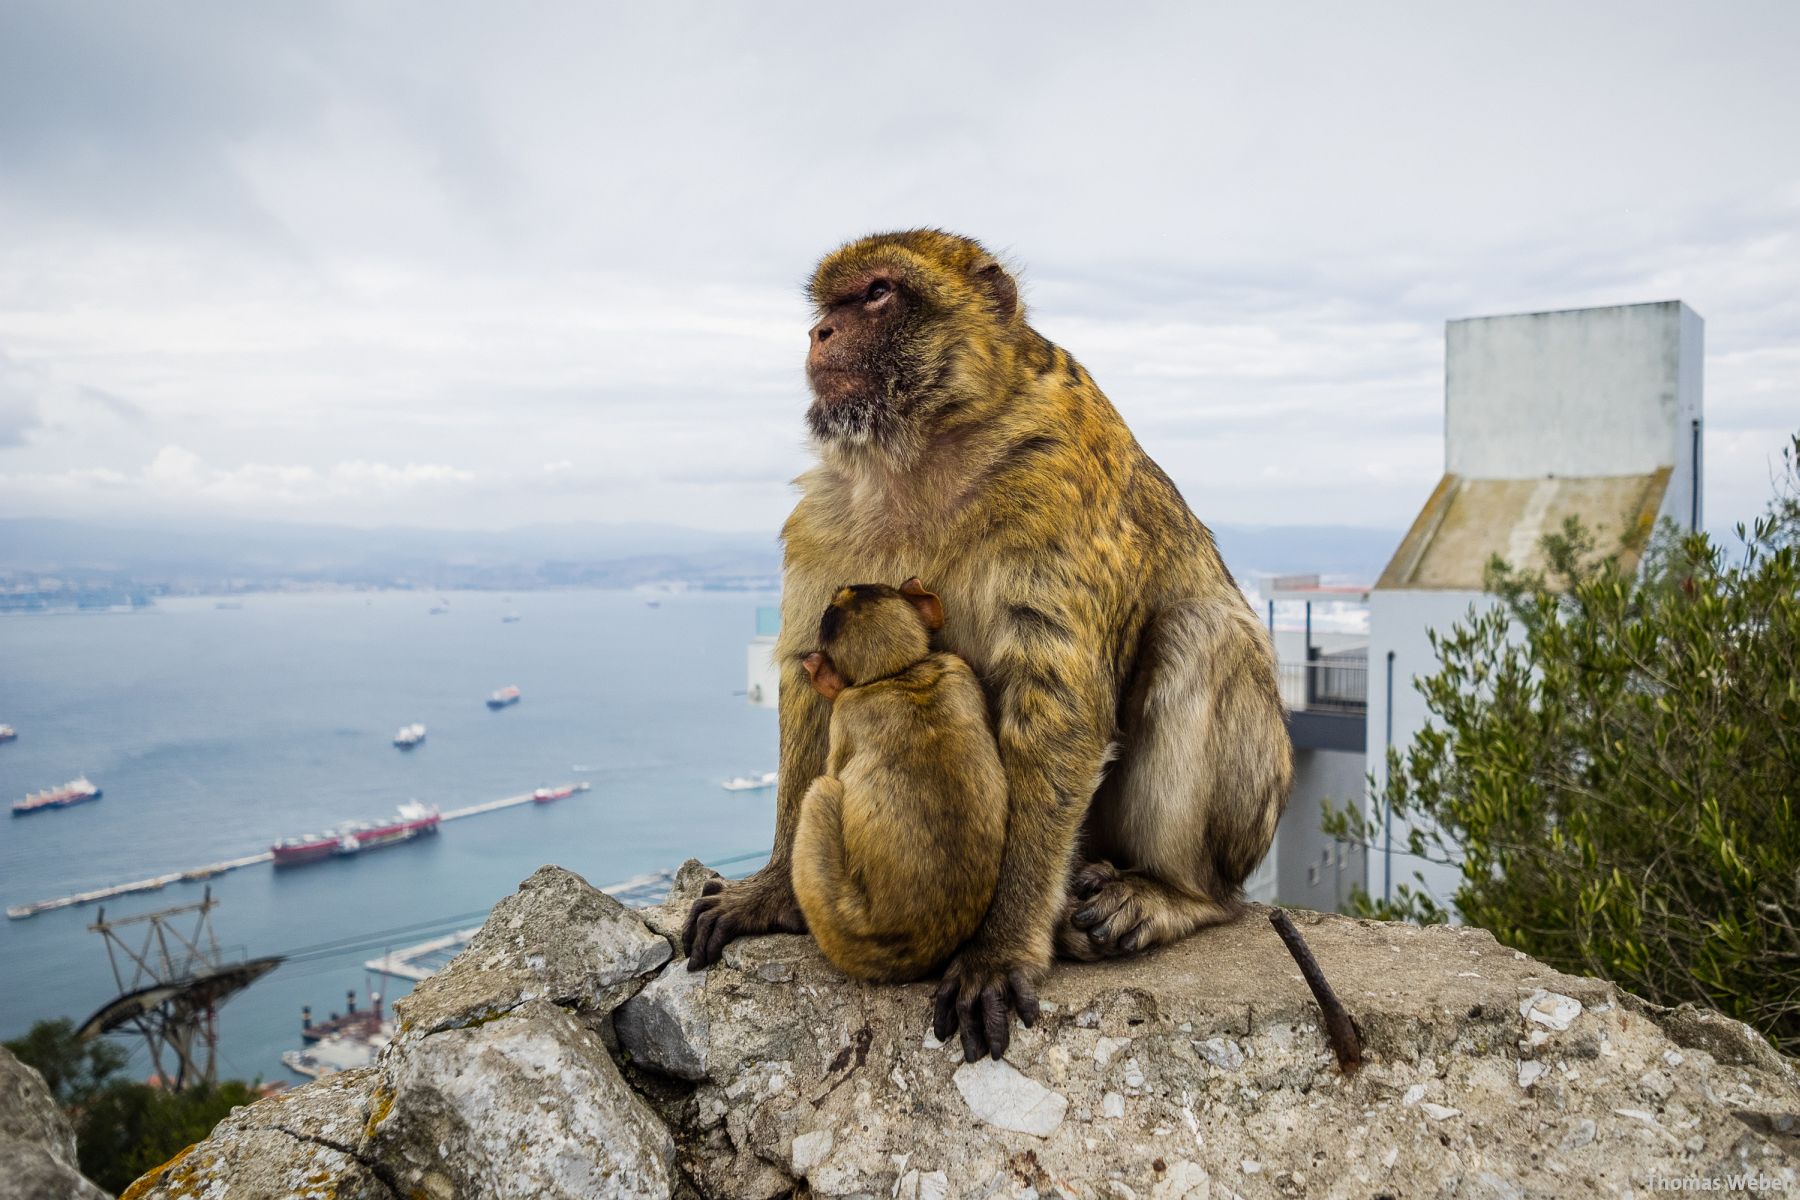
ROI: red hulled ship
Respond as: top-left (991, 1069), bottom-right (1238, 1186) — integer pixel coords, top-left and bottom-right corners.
top-left (271, 803), bottom-right (440, 866)
top-left (12, 777), bottom-right (101, 817)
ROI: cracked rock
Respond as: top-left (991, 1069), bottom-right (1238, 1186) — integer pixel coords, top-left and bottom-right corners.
top-left (370, 1000), bottom-right (676, 1200)
top-left (396, 865), bottom-right (671, 1037)
top-left (123, 1126), bottom-right (391, 1200)
top-left (124, 1068), bottom-right (389, 1200)
top-left (616, 959), bottom-right (712, 1080)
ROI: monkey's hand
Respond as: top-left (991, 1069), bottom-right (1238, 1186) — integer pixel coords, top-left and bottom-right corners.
top-left (933, 943), bottom-right (1045, 1061)
top-left (683, 868), bottom-right (807, 970)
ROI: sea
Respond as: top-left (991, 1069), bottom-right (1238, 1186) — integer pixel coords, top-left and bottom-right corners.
top-left (0, 589), bottom-right (779, 1085)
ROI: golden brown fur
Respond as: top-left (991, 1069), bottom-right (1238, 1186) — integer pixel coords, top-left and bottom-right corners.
top-left (792, 584), bottom-right (1005, 983)
top-left (685, 230), bottom-right (1293, 1060)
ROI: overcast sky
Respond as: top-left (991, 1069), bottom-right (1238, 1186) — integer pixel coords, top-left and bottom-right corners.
top-left (0, 2), bottom-right (1795, 537)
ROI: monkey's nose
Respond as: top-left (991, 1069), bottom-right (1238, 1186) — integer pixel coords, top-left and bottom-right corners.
top-left (812, 323), bottom-right (834, 344)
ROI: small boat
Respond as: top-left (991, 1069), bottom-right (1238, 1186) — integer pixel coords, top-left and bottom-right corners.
top-left (428, 605), bottom-right (449, 616)
top-left (502, 612), bottom-right (522, 623)
top-left (721, 771), bottom-right (778, 792)
top-left (486, 685), bottom-right (521, 710)
top-left (214, 600), bottom-right (243, 610)
top-left (12, 776), bottom-right (102, 816)
top-left (393, 724), bottom-right (427, 749)
top-left (0, 725), bottom-right (15, 745)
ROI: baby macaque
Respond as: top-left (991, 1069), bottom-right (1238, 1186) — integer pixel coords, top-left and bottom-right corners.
top-left (791, 578), bottom-right (1006, 982)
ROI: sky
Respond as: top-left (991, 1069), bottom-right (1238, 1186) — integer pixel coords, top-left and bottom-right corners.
top-left (0, 2), bottom-right (1796, 536)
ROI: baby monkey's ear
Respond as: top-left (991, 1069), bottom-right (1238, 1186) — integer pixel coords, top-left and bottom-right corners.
top-left (804, 651), bottom-right (846, 701)
top-left (899, 577), bottom-right (945, 632)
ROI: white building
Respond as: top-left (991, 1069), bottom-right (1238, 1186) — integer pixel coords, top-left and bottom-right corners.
top-left (1366, 301), bottom-right (1704, 905)
top-left (746, 605), bottom-right (780, 709)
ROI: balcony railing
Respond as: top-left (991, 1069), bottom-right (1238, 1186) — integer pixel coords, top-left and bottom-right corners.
top-left (1278, 655), bottom-right (1368, 715)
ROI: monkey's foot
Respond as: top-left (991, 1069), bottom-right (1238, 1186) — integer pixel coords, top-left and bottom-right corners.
top-left (1059, 863), bottom-right (1238, 960)
top-left (683, 868), bottom-right (806, 970)
top-left (933, 945), bottom-right (1045, 1062)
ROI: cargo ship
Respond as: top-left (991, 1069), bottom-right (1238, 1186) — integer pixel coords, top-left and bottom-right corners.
top-left (12, 776), bottom-right (102, 816)
top-left (283, 989), bottom-right (390, 1079)
top-left (271, 802), bottom-right (440, 866)
top-left (300, 989), bottom-right (384, 1044)
top-left (393, 723), bottom-right (427, 749)
top-left (532, 784), bottom-right (578, 804)
top-left (486, 685), bottom-right (521, 709)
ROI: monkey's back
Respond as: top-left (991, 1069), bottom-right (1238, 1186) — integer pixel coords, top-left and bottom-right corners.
top-left (807, 652), bottom-right (1006, 981)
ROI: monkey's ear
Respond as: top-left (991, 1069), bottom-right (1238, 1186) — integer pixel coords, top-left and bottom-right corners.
top-left (899, 577), bottom-right (945, 632)
top-left (973, 261), bottom-right (1018, 322)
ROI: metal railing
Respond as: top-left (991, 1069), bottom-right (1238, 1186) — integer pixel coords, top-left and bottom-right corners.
top-left (1278, 656), bottom-right (1368, 715)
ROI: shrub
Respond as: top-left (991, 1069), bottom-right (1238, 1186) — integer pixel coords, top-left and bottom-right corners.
top-left (1328, 433), bottom-right (1800, 1054)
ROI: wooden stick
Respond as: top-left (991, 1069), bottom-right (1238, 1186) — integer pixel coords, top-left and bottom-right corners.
top-left (1268, 908), bottom-right (1364, 1073)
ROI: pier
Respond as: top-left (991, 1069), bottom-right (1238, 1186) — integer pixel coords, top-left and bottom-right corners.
top-left (439, 782), bottom-right (589, 822)
top-left (363, 865), bottom-right (678, 981)
top-left (5, 783), bottom-right (594, 921)
top-left (363, 859), bottom-right (759, 983)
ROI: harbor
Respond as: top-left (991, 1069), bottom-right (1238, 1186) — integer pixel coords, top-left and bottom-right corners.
top-left (4, 782), bottom-right (593, 920)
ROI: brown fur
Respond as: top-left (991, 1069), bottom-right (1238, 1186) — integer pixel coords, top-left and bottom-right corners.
top-left (683, 230), bottom-right (1293, 1060)
top-left (792, 584), bottom-right (1005, 983)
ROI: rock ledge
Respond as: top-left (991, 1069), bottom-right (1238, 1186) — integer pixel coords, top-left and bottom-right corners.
top-left (127, 863), bottom-right (1800, 1199)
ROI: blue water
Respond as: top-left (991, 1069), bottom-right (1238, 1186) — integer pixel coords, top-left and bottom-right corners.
top-left (0, 590), bottom-right (777, 1083)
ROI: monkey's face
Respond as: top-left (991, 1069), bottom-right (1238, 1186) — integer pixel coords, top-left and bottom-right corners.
top-left (811, 580), bottom-right (943, 691)
top-left (805, 231), bottom-right (1023, 452)
top-left (805, 274), bottom-right (921, 446)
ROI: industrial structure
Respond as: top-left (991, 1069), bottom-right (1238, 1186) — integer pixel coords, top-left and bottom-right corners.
top-left (75, 888), bottom-right (282, 1091)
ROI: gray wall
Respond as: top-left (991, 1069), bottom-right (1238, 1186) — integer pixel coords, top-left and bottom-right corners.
top-left (1445, 301), bottom-right (1703, 516)
top-left (1267, 746), bottom-right (1368, 911)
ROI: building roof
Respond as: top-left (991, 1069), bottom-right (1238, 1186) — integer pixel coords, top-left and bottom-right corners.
top-left (1375, 468), bottom-right (1670, 592)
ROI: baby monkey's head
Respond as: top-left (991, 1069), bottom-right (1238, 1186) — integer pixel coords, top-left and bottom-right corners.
top-left (805, 578), bottom-right (945, 700)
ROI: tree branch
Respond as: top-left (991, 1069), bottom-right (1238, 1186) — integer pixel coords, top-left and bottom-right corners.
top-left (1269, 908), bottom-right (1364, 1073)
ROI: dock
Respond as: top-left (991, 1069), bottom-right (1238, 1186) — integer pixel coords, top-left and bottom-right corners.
top-left (363, 928), bottom-right (484, 982)
top-left (363, 869), bottom-right (677, 981)
top-left (5, 782), bottom-right (594, 921)
top-left (439, 782), bottom-right (590, 822)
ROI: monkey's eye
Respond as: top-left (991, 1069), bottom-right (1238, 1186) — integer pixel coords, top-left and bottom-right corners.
top-left (864, 280), bottom-right (892, 303)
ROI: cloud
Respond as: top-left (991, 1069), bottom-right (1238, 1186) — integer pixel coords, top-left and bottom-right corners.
top-left (0, 2), bottom-right (1796, 535)
top-left (2, 446), bottom-right (481, 518)
top-left (0, 358), bottom-right (42, 447)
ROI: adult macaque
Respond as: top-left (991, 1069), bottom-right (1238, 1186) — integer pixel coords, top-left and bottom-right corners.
top-left (791, 580), bottom-right (1005, 983)
top-left (686, 231), bottom-right (1291, 1060)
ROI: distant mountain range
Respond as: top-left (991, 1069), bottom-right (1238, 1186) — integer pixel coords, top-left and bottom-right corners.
top-left (0, 517), bottom-right (1401, 598)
